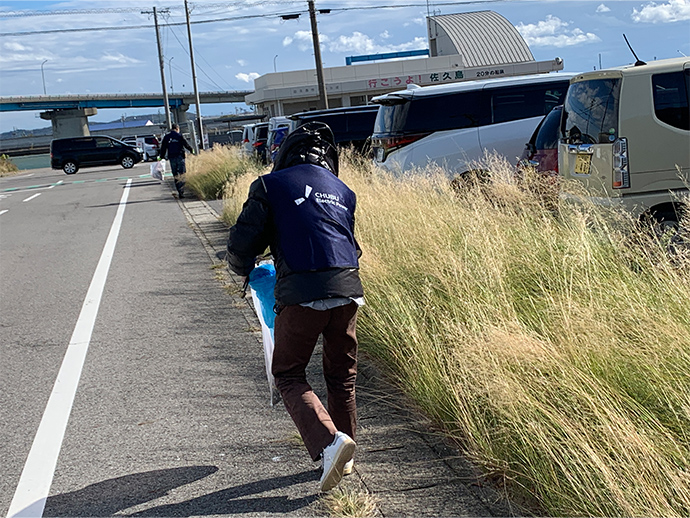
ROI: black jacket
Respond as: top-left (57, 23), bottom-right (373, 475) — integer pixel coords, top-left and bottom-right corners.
top-left (226, 168), bottom-right (363, 307)
top-left (159, 130), bottom-right (193, 159)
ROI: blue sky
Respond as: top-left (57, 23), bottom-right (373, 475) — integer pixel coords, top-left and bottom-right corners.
top-left (1, 0), bottom-right (689, 133)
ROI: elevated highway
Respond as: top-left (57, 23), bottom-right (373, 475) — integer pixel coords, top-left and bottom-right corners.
top-left (0, 91), bottom-right (253, 140)
top-left (0, 91), bottom-right (252, 112)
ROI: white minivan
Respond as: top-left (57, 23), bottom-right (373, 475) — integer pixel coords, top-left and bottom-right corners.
top-left (559, 57), bottom-right (690, 225)
top-left (371, 73), bottom-right (574, 175)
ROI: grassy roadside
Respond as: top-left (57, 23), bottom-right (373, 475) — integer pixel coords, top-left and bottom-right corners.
top-left (184, 144), bottom-right (264, 201)
top-left (0, 154), bottom-right (20, 177)
top-left (214, 145), bottom-right (690, 516)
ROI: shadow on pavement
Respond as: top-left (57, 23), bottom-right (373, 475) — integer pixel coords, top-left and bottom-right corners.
top-left (43, 466), bottom-right (218, 516)
top-left (128, 469), bottom-right (320, 516)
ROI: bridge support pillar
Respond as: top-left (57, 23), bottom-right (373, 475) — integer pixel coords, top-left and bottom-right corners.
top-left (40, 107), bottom-right (97, 139)
top-left (172, 104), bottom-right (189, 126)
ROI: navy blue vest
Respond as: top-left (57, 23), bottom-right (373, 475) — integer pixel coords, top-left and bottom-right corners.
top-left (262, 164), bottom-right (359, 273)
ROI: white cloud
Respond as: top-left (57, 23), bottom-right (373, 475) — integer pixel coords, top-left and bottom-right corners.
top-left (380, 30), bottom-right (391, 39)
top-left (3, 42), bottom-right (31, 52)
top-left (516, 15), bottom-right (601, 47)
top-left (403, 17), bottom-right (425, 27)
top-left (101, 53), bottom-right (140, 64)
top-left (236, 59), bottom-right (247, 66)
top-left (235, 72), bottom-right (260, 83)
top-left (632, 0), bottom-right (690, 23)
top-left (326, 31), bottom-right (426, 54)
top-left (282, 30), bottom-right (329, 51)
top-left (596, 4), bottom-right (611, 13)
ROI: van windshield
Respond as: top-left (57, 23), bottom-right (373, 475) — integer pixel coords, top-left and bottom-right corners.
top-left (562, 78), bottom-right (621, 144)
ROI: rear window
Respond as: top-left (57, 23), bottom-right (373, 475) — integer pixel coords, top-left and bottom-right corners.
top-left (256, 126), bottom-right (269, 139)
top-left (562, 78), bottom-right (621, 144)
top-left (652, 70), bottom-right (690, 130)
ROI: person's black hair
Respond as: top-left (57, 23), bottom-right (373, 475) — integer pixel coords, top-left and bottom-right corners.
top-left (271, 121), bottom-right (339, 176)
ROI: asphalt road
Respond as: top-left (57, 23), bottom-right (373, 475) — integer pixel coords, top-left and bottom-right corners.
top-left (1, 163), bottom-right (512, 518)
top-left (1, 163), bottom-right (317, 517)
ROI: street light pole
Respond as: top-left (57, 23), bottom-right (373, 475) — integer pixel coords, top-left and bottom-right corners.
top-left (273, 54), bottom-right (278, 73)
top-left (41, 59), bottom-right (48, 95)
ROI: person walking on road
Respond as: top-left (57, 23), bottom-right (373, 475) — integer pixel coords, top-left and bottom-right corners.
top-left (226, 122), bottom-right (364, 492)
top-left (159, 123), bottom-right (194, 198)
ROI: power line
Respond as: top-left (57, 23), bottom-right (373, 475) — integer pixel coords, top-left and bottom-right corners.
top-left (0, 1), bottom-right (511, 37)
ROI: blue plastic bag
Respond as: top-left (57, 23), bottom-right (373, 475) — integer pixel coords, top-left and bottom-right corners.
top-left (248, 262), bottom-right (276, 331)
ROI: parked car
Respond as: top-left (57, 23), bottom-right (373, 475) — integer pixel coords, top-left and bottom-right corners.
top-left (241, 123), bottom-right (260, 157)
top-left (122, 135), bottom-right (160, 161)
top-left (518, 105), bottom-right (563, 176)
top-left (559, 56), bottom-right (690, 225)
top-left (371, 73), bottom-right (574, 176)
top-left (266, 116), bottom-right (291, 163)
top-left (288, 105), bottom-right (379, 153)
top-left (251, 122), bottom-right (270, 164)
top-left (50, 135), bottom-right (145, 174)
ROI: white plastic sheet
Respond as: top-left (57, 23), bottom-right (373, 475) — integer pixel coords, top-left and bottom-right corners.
top-left (250, 287), bottom-right (280, 406)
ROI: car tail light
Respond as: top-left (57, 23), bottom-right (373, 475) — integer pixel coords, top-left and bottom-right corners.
top-left (612, 137), bottom-right (630, 189)
top-left (252, 141), bottom-right (262, 148)
top-left (372, 133), bottom-right (429, 161)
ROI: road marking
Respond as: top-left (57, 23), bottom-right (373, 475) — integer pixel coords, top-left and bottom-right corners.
top-left (7, 179), bottom-right (133, 518)
top-left (1, 173), bottom-right (167, 193)
top-left (0, 210), bottom-right (8, 216)
top-left (22, 193), bottom-right (41, 202)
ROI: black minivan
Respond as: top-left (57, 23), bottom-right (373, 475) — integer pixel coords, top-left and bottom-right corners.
top-left (50, 136), bottom-right (144, 174)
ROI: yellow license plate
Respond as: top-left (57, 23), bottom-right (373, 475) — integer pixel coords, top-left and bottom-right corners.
top-left (574, 154), bottom-right (592, 175)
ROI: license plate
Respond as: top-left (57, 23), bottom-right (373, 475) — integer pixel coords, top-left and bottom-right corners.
top-left (574, 153), bottom-right (592, 175)
top-left (375, 147), bottom-right (385, 162)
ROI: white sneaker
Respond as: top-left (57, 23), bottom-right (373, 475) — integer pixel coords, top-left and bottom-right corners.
top-left (343, 458), bottom-right (354, 476)
top-left (320, 432), bottom-right (356, 492)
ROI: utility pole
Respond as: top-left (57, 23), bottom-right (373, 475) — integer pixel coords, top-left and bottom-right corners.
top-left (142, 7), bottom-right (172, 131)
top-left (308, 0), bottom-right (328, 110)
top-left (185, 0), bottom-right (204, 150)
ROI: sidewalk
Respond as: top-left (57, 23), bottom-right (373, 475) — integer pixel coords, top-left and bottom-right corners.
top-left (176, 192), bottom-right (514, 517)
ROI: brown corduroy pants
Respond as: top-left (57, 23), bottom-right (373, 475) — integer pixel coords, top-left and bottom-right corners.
top-left (272, 302), bottom-right (358, 461)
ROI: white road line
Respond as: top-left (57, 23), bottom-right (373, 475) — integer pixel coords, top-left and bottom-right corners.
top-left (7, 179), bottom-right (133, 518)
top-left (22, 193), bottom-right (41, 203)
top-left (47, 181), bottom-right (63, 190)
top-left (0, 210), bottom-right (8, 216)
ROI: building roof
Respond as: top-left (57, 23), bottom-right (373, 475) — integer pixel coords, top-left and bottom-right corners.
top-left (429, 11), bottom-right (534, 67)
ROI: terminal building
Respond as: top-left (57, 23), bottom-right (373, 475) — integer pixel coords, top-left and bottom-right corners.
top-left (245, 11), bottom-right (564, 117)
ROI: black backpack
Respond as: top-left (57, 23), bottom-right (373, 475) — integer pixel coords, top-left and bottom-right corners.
top-left (271, 121), bottom-right (339, 176)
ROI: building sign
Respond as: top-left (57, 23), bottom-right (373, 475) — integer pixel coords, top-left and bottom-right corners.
top-left (474, 68), bottom-right (506, 78)
top-left (366, 70), bottom-right (472, 89)
top-left (366, 75), bottom-right (422, 89)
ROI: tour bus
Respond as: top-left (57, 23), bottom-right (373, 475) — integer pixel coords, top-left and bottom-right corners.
top-left (370, 72), bottom-right (575, 176)
top-left (559, 57), bottom-right (690, 225)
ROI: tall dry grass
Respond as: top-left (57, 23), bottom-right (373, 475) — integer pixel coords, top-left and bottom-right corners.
top-left (224, 149), bottom-right (690, 516)
top-left (0, 154), bottom-right (19, 177)
top-left (184, 144), bottom-right (263, 200)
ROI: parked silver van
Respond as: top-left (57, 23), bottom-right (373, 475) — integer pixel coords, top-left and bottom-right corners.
top-left (371, 73), bottom-right (574, 175)
top-left (559, 57), bottom-right (690, 224)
